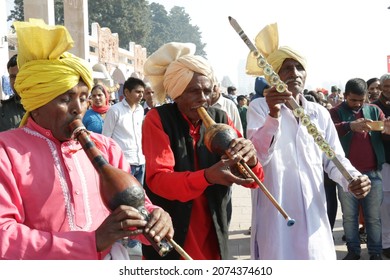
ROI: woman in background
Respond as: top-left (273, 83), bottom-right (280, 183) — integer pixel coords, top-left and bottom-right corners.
top-left (83, 84), bottom-right (110, 133)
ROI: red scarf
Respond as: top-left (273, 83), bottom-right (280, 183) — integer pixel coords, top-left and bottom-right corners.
top-left (91, 85), bottom-right (110, 114)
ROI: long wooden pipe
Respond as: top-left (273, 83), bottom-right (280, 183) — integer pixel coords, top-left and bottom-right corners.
top-left (197, 107), bottom-right (295, 226)
top-left (69, 119), bottom-right (193, 259)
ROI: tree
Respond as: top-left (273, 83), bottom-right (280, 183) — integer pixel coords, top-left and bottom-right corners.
top-left (145, 2), bottom-right (171, 56)
top-left (8, 0), bottom-right (64, 25)
top-left (88, 0), bottom-right (152, 49)
top-left (7, 0), bottom-right (23, 23)
top-left (8, 0), bottom-right (206, 56)
top-left (54, 0), bottom-right (64, 25)
top-left (167, 6), bottom-right (206, 57)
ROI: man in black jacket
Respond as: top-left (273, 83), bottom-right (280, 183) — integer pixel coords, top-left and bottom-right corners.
top-left (0, 54), bottom-right (25, 131)
top-left (142, 42), bottom-right (264, 260)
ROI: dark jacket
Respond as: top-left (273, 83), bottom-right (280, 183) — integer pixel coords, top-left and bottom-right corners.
top-left (0, 95), bottom-right (25, 132)
top-left (332, 102), bottom-right (385, 170)
top-left (372, 99), bottom-right (390, 163)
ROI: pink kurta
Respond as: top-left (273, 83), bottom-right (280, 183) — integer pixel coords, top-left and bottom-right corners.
top-left (0, 118), bottom-right (155, 259)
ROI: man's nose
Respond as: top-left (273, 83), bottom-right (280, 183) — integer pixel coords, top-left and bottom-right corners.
top-left (71, 100), bottom-right (83, 115)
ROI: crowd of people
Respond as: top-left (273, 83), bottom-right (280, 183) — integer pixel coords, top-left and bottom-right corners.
top-left (0, 19), bottom-right (389, 261)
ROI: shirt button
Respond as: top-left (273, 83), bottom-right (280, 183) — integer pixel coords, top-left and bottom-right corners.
top-left (75, 190), bottom-right (80, 195)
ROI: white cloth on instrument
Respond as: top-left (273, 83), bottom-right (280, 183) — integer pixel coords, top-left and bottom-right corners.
top-left (247, 95), bottom-right (360, 260)
top-left (103, 242), bottom-right (130, 260)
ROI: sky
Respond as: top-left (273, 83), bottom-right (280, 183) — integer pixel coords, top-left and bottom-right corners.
top-left (151, 0), bottom-right (390, 93)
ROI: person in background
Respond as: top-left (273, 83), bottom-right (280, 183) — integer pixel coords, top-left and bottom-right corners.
top-left (142, 42), bottom-right (264, 260)
top-left (0, 19), bottom-right (173, 260)
top-left (142, 82), bottom-right (157, 115)
top-left (330, 77), bottom-right (389, 260)
top-left (367, 77), bottom-right (381, 103)
top-left (82, 84), bottom-right (110, 133)
top-left (224, 86), bottom-right (238, 105)
top-left (102, 77), bottom-right (146, 186)
top-left (0, 54), bottom-right (25, 131)
top-left (246, 23), bottom-right (371, 260)
top-left (248, 92), bottom-right (255, 101)
top-left (236, 95), bottom-right (248, 138)
top-left (328, 85), bottom-right (343, 108)
top-left (210, 81), bottom-right (243, 136)
top-left (251, 76), bottom-right (270, 101)
top-left (372, 73), bottom-right (390, 259)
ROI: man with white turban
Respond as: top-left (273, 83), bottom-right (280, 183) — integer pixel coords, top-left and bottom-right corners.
top-left (0, 19), bottom-right (173, 260)
top-left (246, 23), bottom-right (371, 260)
top-left (142, 42), bottom-right (264, 260)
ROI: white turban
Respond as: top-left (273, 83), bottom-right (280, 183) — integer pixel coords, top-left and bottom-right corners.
top-left (246, 23), bottom-right (307, 79)
top-left (144, 42), bottom-right (215, 103)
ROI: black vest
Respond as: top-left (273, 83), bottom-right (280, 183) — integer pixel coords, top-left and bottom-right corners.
top-left (142, 103), bottom-right (232, 259)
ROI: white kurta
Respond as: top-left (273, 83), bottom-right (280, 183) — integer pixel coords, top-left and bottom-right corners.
top-left (247, 95), bottom-right (360, 260)
top-left (211, 95), bottom-right (243, 136)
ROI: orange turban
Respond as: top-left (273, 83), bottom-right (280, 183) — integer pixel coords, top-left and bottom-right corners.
top-left (144, 42), bottom-right (215, 104)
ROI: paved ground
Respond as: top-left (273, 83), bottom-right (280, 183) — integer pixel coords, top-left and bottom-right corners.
top-left (129, 183), bottom-right (385, 260)
top-left (227, 183), bottom-right (374, 260)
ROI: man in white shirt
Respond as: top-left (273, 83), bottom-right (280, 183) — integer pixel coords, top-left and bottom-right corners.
top-left (102, 77), bottom-right (146, 185)
top-left (246, 23), bottom-right (371, 260)
top-left (210, 82), bottom-right (244, 136)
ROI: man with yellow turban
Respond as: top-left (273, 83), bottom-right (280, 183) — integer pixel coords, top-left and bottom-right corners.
top-left (246, 23), bottom-right (371, 260)
top-left (0, 19), bottom-right (173, 260)
top-left (142, 42), bottom-right (264, 260)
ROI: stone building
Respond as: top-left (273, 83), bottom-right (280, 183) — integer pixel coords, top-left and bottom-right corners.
top-left (1, 0), bottom-right (147, 101)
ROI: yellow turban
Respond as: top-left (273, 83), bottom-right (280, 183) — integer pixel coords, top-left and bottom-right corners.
top-left (246, 23), bottom-right (306, 79)
top-left (144, 42), bottom-right (215, 104)
top-left (13, 19), bottom-right (93, 126)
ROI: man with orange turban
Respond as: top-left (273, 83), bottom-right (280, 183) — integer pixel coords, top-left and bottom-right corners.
top-left (246, 23), bottom-right (371, 260)
top-left (0, 19), bottom-right (173, 260)
top-left (142, 42), bottom-right (264, 259)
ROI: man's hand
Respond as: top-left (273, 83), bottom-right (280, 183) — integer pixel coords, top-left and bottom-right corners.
top-left (383, 118), bottom-right (390, 134)
top-left (204, 137), bottom-right (258, 186)
top-left (348, 175), bottom-right (371, 199)
top-left (227, 137), bottom-right (258, 167)
top-left (95, 205), bottom-right (146, 252)
top-left (350, 118), bottom-right (376, 133)
top-left (144, 208), bottom-right (174, 243)
top-left (263, 87), bottom-right (292, 118)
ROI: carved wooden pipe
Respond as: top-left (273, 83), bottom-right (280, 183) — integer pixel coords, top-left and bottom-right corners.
top-left (197, 107), bottom-right (295, 226)
top-left (69, 119), bottom-right (193, 259)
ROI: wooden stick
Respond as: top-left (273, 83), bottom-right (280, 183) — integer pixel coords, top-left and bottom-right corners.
top-left (237, 160), bottom-right (295, 226)
top-left (168, 238), bottom-right (193, 260)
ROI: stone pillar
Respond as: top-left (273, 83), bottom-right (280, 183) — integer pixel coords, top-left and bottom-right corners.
top-left (24, 0), bottom-right (55, 25)
top-left (0, 0), bottom-right (8, 99)
top-left (64, 0), bottom-right (89, 60)
top-left (0, 0), bottom-right (9, 73)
